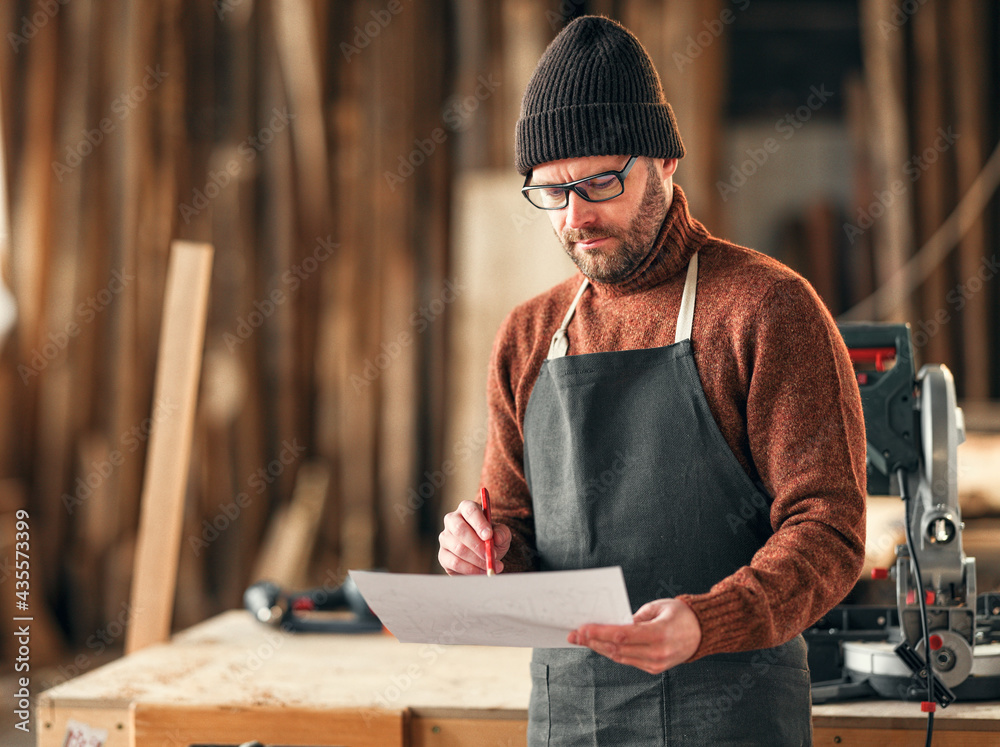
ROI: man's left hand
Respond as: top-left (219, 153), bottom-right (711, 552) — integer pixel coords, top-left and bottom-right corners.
top-left (567, 598), bottom-right (702, 674)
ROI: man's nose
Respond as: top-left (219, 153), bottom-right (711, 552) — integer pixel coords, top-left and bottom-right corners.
top-left (563, 191), bottom-right (596, 230)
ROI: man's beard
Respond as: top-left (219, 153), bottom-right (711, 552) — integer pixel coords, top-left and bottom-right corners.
top-left (558, 163), bottom-right (669, 284)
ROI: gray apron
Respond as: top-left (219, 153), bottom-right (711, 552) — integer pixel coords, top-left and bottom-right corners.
top-left (523, 254), bottom-right (812, 746)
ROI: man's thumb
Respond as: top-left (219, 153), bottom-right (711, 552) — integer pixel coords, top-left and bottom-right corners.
top-left (632, 603), bottom-right (658, 623)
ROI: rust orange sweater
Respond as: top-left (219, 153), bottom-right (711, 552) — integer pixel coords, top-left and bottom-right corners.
top-left (481, 185), bottom-right (867, 660)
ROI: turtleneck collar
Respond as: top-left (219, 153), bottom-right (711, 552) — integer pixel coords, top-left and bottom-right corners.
top-left (586, 184), bottom-right (710, 298)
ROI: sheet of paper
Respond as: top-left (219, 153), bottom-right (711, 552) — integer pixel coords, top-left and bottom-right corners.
top-left (350, 567), bottom-right (633, 648)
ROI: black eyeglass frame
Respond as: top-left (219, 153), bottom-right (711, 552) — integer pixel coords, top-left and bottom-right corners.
top-left (521, 155), bottom-right (639, 210)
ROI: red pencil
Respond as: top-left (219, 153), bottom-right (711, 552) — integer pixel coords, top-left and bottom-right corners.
top-left (480, 487), bottom-right (495, 576)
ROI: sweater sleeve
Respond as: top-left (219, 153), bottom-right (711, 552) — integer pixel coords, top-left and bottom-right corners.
top-left (678, 277), bottom-right (867, 659)
top-left (480, 312), bottom-right (540, 572)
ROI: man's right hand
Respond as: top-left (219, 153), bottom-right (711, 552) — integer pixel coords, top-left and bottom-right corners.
top-left (438, 499), bottom-right (512, 575)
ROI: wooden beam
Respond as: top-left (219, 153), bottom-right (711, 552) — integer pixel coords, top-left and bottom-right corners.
top-left (843, 73), bottom-right (877, 309)
top-left (949, 0), bottom-right (991, 399)
top-left (126, 240), bottom-right (214, 654)
top-left (13, 0), bottom-right (60, 594)
top-left (10, 0), bottom-right (59, 366)
top-left (654, 0), bottom-right (726, 232)
top-left (251, 460), bottom-right (331, 589)
top-left (133, 703), bottom-right (407, 747)
top-left (859, 0), bottom-right (915, 322)
top-left (411, 716), bottom-right (528, 746)
top-left (911, 0), bottom-right (952, 367)
top-left (374, 0), bottom-right (420, 572)
top-left (329, 0), bottom-right (380, 574)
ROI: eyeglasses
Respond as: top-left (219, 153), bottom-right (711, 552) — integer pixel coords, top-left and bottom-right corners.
top-left (521, 156), bottom-right (638, 210)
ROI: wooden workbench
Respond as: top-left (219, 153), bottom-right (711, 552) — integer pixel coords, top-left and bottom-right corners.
top-left (37, 610), bottom-right (1000, 746)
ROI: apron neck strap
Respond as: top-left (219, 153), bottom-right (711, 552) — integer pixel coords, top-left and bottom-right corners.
top-left (674, 251), bottom-right (699, 343)
top-left (546, 252), bottom-right (700, 360)
top-left (547, 278), bottom-right (590, 360)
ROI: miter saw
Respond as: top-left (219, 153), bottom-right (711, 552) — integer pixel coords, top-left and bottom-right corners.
top-left (807, 322), bottom-right (1000, 707)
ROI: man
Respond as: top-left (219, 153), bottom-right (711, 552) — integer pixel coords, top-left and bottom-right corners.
top-left (438, 15), bottom-right (866, 745)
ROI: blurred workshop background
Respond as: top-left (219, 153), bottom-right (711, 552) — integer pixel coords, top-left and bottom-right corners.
top-left (0, 0), bottom-right (998, 690)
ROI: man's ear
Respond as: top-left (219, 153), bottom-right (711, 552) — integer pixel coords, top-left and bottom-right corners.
top-left (660, 158), bottom-right (679, 179)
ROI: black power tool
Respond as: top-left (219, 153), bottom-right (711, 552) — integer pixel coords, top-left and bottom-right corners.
top-left (243, 576), bottom-right (382, 633)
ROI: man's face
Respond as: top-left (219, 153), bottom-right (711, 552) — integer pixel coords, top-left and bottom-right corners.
top-left (529, 155), bottom-right (677, 283)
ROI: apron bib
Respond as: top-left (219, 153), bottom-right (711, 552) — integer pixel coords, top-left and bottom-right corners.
top-left (523, 254), bottom-right (811, 746)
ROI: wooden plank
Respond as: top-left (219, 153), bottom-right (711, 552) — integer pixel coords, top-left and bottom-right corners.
top-left (410, 716), bottom-right (527, 746)
top-left (69, 293), bottom-right (117, 542)
top-left (803, 200), bottom-right (838, 311)
top-left (637, 0), bottom-right (725, 231)
top-left (501, 0), bottom-right (552, 173)
top-left (70, 433), bottom-right (115, 635)
top-left (812, 700), bottom-right (1000, 729)
top-left (0, 71), bottom-right (18, 480)
top-left (258, 18), bottom-right (301, 505)
top-left (482, 0), bottom-right (507, 169)
top-left (272, 0), bottom-right (324, 471)
top-left (70, 0), bottom-right (118, 578)
top-left (331, 0), bottom-right (379, 574)
top-left (210, 0), bottom-right (267, 602)
top-left (842, 72), bottom-right (877, 309)
top-left (108, 0), bottom-right (146, 550)
top-left (251, 460), bottom-right (331, 588)
top-left (911, 0), bottom-right (953, 367)
top-left (104, 534), bottom-right (136, 640)
top-left (374, 0), bottom-right (420, 573)
top-left (13, 0), bottom-right (60, 595)
top-left (191, 357), bottom-right (239, 612)
top-left (272, 0), bottom-right (330, 241)
top-left (949, 0), bottom-right (991, 399)
top-left (313, 0), bottom-right (357, 577)
top-left (858, 0), bottom-right (915, 322)
top-left (133, 703), bottom-right (406, 747)
top-left (125, 241), bottom-right (214, 653)
top-left (10, 0), bottom-right (59, 366)
top-left (451, 0), bottom-right (507, 171)
top-left (42, 0), bottom-right (94, 468)
top-left (410, 0), bottom-right (457, 565)
top-left (814, 726), bottom-right (1000, 745)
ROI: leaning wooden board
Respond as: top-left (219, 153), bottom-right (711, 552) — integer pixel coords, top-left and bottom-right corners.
top-left (37, 610), bottom-right (1000, 746)
top-left (126, 241), bottom-right (214, 655)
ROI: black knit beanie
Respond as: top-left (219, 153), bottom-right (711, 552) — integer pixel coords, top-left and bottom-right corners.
top-left (515, 15), bottom-right (685, 175)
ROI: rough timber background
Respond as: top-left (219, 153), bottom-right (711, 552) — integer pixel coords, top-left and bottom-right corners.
top-left (0, 1), bottom-right (998, 740)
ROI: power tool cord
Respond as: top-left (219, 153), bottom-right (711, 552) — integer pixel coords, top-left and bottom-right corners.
top-left (898, 466), bottom-right (934, 747)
